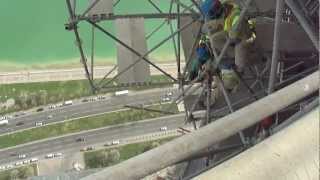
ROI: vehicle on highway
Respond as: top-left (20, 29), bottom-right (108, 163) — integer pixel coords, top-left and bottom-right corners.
top-left (36, 107), bottom-right (44, 112)
top-left (63, 100), bottom-right (73, 106)
top-left (18, 154), bottom-right (27, 159)
top-left (45, 153), bottom-right (54, 159)
top-left (97, 96), bottom-right (106, 100)
top-left (160, 126), bottom-right (168, 131)
top-left (6, 164), bottom-right (13, 169)
top-left (54, 152), bottom-right (63, 157)
top-left (81, 146), bottom-right (94, 152)
top-left (47, 115), bottom-right (53, 119)
top-left (0, 116), bottom-right (8, 120)
top-left (112, 140), bottom-right (120, 145)
top-left (115, 90), bottom-right (129, 96)
top-left (16, 122), bottom-right (24, 126)
top-left (0, 119), bottom-right (9, 126)
top-left (15, 161), bottom-right (23, 166)
top-left (23, 160), bottom-right (30, 164)
top-left (161, 97), bottom-right (171, 102)
top-left (14, 111), bottom-right (26, 117)
top-left (104, 142), bottom-right (113, 146)
top-left (76, 137), bottom-right (85, 142)
top-left (49, 105), bottom-right (57, 109)
top-left (30, 158), bottom-right (38, 163)
top-left (82, 98), bottom-right (89, 102)
top-left (35, 121), bottom-right (43, 127)
top-left (57, 103), bottom-right (63, 107)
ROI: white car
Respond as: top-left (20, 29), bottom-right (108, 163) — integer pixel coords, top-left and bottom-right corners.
top-left (104, 142), bottom-right (113, 146)
top-left (0, 166), bottom-right (5, 170)
top-left (54, 152), bottom-right (63, 157)
top-left (23, 160), bottom-right (30, 164)
top-left (6, 165), bottom-right (13, 169)
top-left (45, 153), bottom-right (54, 159)
top-left (15, 161), bottom-right (23, 166)
top-left (112, 140), bottom-right (120, 145)
top-left (160, 126), bottom-right (168, 131)
top-left (30, 158), bottom-right (38, 163)
top-left (167, 92), bottom-right (173, 96)
top-left (18, 154), bottom-right (27, 159)
top-left (162, 97), bottom-right (171, 102)
top-left (47, 115), bottom-right (53, 119)
top-left (35, 121), bottom-right (43, 127)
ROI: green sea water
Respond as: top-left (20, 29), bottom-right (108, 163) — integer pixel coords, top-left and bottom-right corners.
top-left (0, 1), bottom-right (184, 70)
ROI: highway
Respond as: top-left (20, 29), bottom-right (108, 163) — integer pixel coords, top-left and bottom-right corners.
top-left (0, 114), bottom-right (185, 166)
top-left (0, 87), bottom-right (177, 135)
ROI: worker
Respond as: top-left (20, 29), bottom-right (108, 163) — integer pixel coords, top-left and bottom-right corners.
top-left (201, 0), bottom-right (258, 73)
top-left (188, 37), bottom-right (212, 81)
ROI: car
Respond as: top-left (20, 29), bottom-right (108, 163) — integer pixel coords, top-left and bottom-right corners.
top-left (47, 115), bottom-right (53, 119)
top-left (18, 154), bottom-right (27, 159)
top-left (23, 160), bottom-right (30, 164)
top-left (36, 107), bottom-right (44, 112)
top-left (0, 166), bottom-right (5, 170)
top-left (49, 105), bottom-right (56, 109)
top-left (76, 137), bottom-right (85, 142)
top-left (30, 158), bottom-right (38, 163)
top-left (112, 140), bottom-right (120, 145)
top-left (6, 165), bottom-right (13, 169)
top-left (97, 96), bottom-right (106, 100)
top-left (35, 121), bottom-right (43, 127)
top-left (160, 126), bottom-right (168, 131)
top-left (45, 153), bottom-right (54, 159)
top-left (82, 99), bottom-right (89, 102)
top-left (16, 122), bottom-right (24, 126)
top-left (167, 92), bottom-right (173, 96)
top-left (0, 116), bottom-right (8, 120)
top-left (162, 97), bottom-right (171, 102)
top-left (15, 161), bottom-right (23, 166)
top-left (86, 146), bottom-right (94, 151)
top-left (104, 142), bottom-right (113, 146)
top-left (56, 103), bottom-right (63, 107)
top-left (54, 152), bottom-right (63, 157)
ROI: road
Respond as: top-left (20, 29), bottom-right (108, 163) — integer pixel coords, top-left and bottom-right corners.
top-left (0, 87), bottom-right (177, 135)
top-left (0, 114), bottom-right (185, 166)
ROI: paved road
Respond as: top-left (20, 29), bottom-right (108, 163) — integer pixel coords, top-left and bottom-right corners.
top-left (0, 114), bottom-right (185, 166)
top-left (0, 87), bottom-right (177, 135)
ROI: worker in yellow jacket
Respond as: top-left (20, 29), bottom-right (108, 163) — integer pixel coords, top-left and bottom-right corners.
top-left (201, 0), bottom-right (258, 73)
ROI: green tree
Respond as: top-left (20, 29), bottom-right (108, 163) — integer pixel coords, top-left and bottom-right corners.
top-left (10, 169), bottom-right (19, 180)
top-left (107, 149), bottom-right (120, 164)
top-left (18, 166), bottom-right (34, 179)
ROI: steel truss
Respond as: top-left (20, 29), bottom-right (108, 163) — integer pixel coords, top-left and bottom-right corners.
top-left (65, 0), bottom-right (319, 178)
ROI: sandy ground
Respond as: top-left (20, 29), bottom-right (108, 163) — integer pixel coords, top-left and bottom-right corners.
top-left (0, 63), bottom-right (185, 84)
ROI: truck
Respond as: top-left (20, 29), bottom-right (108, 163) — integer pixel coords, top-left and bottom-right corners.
top-left (115, 90), bottom-right (129, 96)
top-left (63, 100), bottom-right (73, 106)
top-left (0, 120), bottom-right (9, 126)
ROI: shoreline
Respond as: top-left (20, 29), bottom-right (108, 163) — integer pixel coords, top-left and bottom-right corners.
top-left (0, 63), bottom-right (184, 84)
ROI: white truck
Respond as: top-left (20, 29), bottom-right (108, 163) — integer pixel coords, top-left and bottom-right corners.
top-left (0, 120), bottom-right (9, 126)
top-left (115, 90), bottom-right (129, 96)
top-left (63, 100), bottom-right (73, 106)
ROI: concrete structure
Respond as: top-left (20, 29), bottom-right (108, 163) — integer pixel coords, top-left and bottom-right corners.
top-left (255, 21), bottom-right (317, 52)
top-left (115, 18), bottom-right (151, 84)
top-left (180, 17), bottom-right (201, 62)
top-left (193, 107), bottom-right (319, 180)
